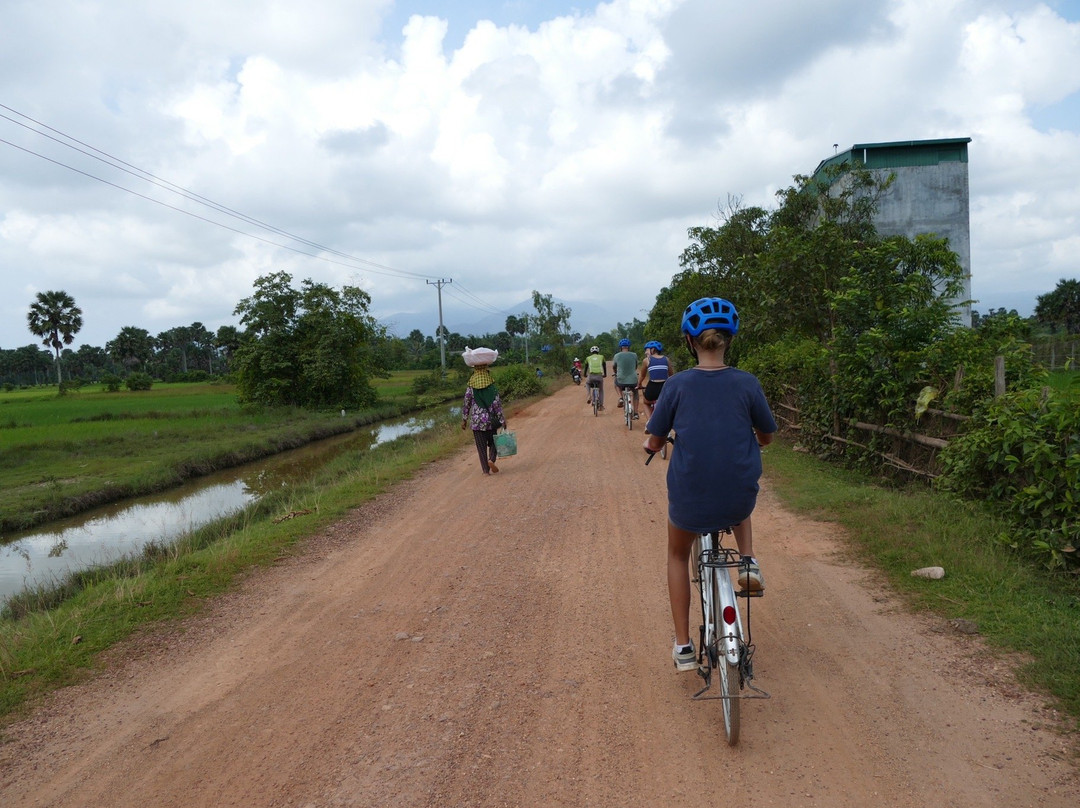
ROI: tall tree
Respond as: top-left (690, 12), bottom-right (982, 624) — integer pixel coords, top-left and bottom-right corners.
top-left (1034, 278), bottom-right (1080, 334)
top-left (531, 291), bottom-right (572, 369)
top-left (215, 325), bottom-right (242, 369)
top-left (106, 326), bottom-right (157, 372)
top-left (26, 290), bottom-right (83, 384)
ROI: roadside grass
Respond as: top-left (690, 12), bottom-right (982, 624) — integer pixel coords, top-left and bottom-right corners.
top-left (1046, 370), bottom-right (1079, 392)
top-left (0, 377), bottom-right (430, 533)
top-left (764, 440), bottom-right (1080, 726)
top-left (0, 418), bottom-right (471, 722)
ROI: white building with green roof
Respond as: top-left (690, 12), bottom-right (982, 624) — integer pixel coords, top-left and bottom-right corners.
top-left (813, 138), bottom-right (972, 325)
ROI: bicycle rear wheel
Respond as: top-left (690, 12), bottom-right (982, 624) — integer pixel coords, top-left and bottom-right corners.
top-left (592, 387), bottom-right (599, 416)
top-left (710, 565), bottom-right (741, 745)
top-left (625, 392), bottom-right (633, 430)
top-left (712, 566), bottom-right (738, 743)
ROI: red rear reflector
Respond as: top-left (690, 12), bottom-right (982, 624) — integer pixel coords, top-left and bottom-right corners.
top-left (723, 605), bottom-right (737, 625)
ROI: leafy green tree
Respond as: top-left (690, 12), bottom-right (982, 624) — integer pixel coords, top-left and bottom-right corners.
top-left (827, 234), bottom-right (967, 423)
top-left (26, 290), bottom-right (83, 384)
top-left (232, 271), bottom-right (387, 409)
top-left (531, 291), bottom-right (573, 370)
top-left (1034, 278), bottom-right (1080, 334)
top-left (215, 325), bottom-right (242, 370)
top-left (64, 344), bottom-right (113, 381)
top-left (4, 344), bottom-right (53, 385)
top-left (106, 327), bottom-right (157, 373)
top-left (157, 325), bottom-right (195, 375)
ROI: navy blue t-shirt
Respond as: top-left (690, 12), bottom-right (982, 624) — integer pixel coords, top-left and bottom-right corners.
top-left (646, 367), bottom-right (777, 533)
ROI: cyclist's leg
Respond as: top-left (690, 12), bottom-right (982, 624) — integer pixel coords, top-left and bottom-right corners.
top-left (732, 517), bottom-right (754, 558)
top-left (667, 520), bottom-right (698, 647)
top-left (733, 516), bottom-right (765, 591)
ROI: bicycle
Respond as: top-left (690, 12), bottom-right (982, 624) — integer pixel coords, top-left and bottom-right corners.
top-left (621, 386), bottom-right (635, 430)
top-left (647, 440), bottom-right (769, 745)
top-left (588, 380), bottom-right (601, 416)
top-left (690, 528), bottom-right (769, 744)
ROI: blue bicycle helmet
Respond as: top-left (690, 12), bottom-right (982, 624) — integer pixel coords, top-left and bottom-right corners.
top-left (681, 297), bottom-right (739, 337)
top-left (644, 340), bottom-right (662, 352)
top-left (618, 338), bottom-right (631, 348)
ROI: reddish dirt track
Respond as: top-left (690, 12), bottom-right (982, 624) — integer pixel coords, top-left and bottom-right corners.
top-left (1, 383), bottom-right (1077, 807)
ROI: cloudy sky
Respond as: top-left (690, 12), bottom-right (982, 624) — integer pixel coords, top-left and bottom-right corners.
top-left (2, 0), bottom-right (1079, 350)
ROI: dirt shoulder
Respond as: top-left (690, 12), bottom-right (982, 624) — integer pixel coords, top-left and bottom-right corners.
top-left (1, 384), bottom-right (1076, 807)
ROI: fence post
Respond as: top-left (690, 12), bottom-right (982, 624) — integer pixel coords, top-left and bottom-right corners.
top-left (994, 355), bottom-right (1006, 397)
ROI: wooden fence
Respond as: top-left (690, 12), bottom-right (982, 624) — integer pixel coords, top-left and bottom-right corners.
top-left (1031, 337), bottom-right (1079, 371)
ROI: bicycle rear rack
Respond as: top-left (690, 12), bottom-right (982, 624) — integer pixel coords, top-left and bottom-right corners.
top-left (693, 546), bottom-right (771, 701)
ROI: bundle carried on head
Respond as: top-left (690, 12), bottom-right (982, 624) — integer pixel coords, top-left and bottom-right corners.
top-left (462, 346), bottom-right (499, 367)
top-left (462, 346), bottom-right (500, 408)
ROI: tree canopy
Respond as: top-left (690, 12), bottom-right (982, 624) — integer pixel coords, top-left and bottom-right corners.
top-left (26, 290), bottom-right (83, 384)
top-left (232, 272), bottom-right (388, 409)
top-left (1034, 278), bottom-right (1080, 334)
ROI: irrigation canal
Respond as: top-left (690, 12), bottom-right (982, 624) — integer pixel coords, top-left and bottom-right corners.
top-left (0, 409), bottom-right (454, 605)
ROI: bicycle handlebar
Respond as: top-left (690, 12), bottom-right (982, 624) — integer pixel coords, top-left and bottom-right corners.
top-left (644, 435), bottom-right (675, 465)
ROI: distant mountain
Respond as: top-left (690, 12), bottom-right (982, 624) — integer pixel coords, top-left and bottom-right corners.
top-left (379, 298), bottom-right (618, 340)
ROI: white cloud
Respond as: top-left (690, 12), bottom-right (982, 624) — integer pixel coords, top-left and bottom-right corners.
top-left (2, 0), bottom-right (1080, 350)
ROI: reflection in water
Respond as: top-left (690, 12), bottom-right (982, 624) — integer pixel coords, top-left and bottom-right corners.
top-left (0, 410), bottom-right (450, 604)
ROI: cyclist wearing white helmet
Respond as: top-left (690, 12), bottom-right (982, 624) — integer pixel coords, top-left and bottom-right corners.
top-left (642, 298), bottom-right (777, 672)
top-left (583, 345), bottom-right (607, 409)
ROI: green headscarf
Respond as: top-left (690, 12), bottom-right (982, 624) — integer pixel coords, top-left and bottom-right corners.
top-left (468, 367), bottom-right (498, 409)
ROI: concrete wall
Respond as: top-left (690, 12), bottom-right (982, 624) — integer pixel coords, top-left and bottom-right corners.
top-left (870, 162), bottom-right (972, 326)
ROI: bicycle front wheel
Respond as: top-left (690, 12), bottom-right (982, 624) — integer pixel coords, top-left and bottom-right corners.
top-left (710, 568), bottom-right (741, 745)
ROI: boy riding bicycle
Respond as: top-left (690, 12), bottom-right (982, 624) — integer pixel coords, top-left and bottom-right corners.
top-left (642, 298), bottom-right (777, 671)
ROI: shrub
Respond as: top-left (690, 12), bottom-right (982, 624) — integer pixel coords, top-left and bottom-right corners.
top-left (58, 377), bottom-right (85, 395)
top-left (938, 385), bottom-right (1080, 570)
top-left (165, 370), bottom-right (211, 383)
top-left (496, 365), bottom-right (544, 400)
top-left (125, 372), bottom-right (154, 391)
top-left (411, 371), bottom-right (443, 395)
top-left (101, 373), bottom-right (123, 392)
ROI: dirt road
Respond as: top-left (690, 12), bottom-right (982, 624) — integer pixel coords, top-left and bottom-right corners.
top-left (2, 384), bottom-right (1076, 807)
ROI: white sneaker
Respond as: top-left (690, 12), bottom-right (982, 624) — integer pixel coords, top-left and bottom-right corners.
top-left (672, 641), bottom-right (696, 672)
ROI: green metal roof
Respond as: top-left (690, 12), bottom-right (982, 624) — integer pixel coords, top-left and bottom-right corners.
top-left (814, 137), bottom-right (971, 176)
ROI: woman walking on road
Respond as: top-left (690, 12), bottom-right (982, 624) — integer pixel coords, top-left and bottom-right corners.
top-left (461, 347), bottom-right (507, 475)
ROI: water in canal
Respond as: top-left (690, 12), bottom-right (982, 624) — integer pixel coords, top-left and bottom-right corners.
top-left (0, 411), bottom-right (453, 605)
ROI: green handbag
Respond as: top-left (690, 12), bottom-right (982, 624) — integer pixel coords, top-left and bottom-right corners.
top-left (493, 430), bottom-right (517, 458)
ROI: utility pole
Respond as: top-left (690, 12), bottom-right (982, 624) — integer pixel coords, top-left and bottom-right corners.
top-left (427, 278), bottom-right (452, 375)
top-left (522, 314), bottom-right (530, 365)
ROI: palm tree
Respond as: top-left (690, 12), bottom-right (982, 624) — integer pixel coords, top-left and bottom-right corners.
top-left (26, 290), bottom-right (83, 385)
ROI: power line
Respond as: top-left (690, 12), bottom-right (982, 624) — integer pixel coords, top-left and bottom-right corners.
top-left (1, 103), bottom-right (528, 322)
top-left (0, 103), bottom-right (438, 282)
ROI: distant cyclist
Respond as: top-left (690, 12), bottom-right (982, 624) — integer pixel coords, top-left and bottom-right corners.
top-left (642, 298), bottom-right (777, 671)
top-left (583, 346), bottom-right (607, 410)
top-left (612, 338), bottom-right (639, 418)
top-left (637, 340), bottom-right (671, 420)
